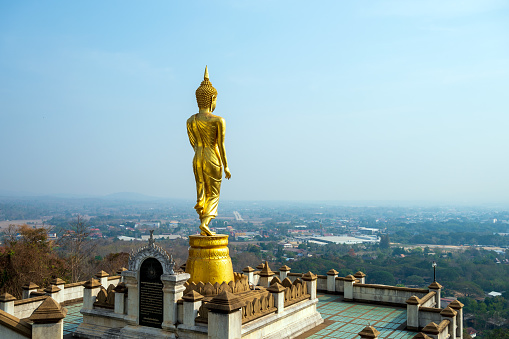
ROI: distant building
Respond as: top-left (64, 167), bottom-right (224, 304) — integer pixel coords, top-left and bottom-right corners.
top-left (135, 222), bottom-right (160, 228)
top-left (309, 235), bottom-right (379, 245)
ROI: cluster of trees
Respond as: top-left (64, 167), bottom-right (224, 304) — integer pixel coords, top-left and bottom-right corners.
top-left (0, 218), bottom-right (130, 298)
top-left (460, 296), bottom-right (509, 335)
top-left (390, 220), bottom-right (509, 247)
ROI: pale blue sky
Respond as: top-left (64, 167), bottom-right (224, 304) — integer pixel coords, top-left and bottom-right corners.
top-left (1, 0), bottom-right (508, 203)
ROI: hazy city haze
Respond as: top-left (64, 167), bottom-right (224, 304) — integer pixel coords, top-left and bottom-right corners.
top-left (1, 1), bottom-right (508, 204)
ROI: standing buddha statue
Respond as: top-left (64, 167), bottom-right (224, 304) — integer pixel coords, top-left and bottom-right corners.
top-left (187, 66), bottom-right (231, 236)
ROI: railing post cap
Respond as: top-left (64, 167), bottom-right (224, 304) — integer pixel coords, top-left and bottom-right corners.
top-left (84, 278), bottom-right (102, 289)
top-left (182, 290), bottom-right (204, 302)
top-left (113, 282), bottom-right (127, 293)
top-left (259, 262), bottom-right (275, 277)
top-left (422, 322), bottom-right (440, 335)
top-left (354, 271), bottom-right (366, 278)
top-left (267, 282), bottom-right (286, 293)
top-left (0, 292), bottom-right (16, 302)
top-left (279, 265), bottom-right (291, 272)
top-left (448, 299), bottom-right (464, 309)
top-left (22, 282), bottom-right (39, 290)
top-left (50, 278), bottom-right (66, 285)
top-left (29, 297), bottom-right (67, 324)
top-left (302, 271), bottom-right (317, 281)
top-left (440, 306), bottom-right (457, 318)
top-left (343, 274), bottom-right (356, 282)
top-left (327, 269), bottom-right (339, 276)
top-left (95, 270), bottom-right (110, 278)
top-left (44, 285), bottom-right (61, 293)
top-left (428, 281), bottom-right (442, 289)
top-left (406, 296), bottom-right (421, 305)
top-left (205, 290), bottom-right (243, 313)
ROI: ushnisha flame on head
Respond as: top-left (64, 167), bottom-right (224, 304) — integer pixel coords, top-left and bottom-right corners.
top-left (195, 66), bottom-right (218, 109)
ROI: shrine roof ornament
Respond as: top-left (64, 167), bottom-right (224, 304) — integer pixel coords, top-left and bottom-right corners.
top-left (128, 230), bottom-right (175, 275)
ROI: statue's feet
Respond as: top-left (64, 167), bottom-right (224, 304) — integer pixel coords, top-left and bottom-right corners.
top-left (199, 225), bottom-right (215, 236)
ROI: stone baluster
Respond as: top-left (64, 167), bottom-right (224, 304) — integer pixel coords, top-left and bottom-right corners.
top-left (327, 269), bottom-right (338, 293)
top-left (242, 266), bottom-right (255, 286)
top-left (117, 267), bottom-right (127, 283)
top-left (182, 290), bottom-right (203, 327)
top-left (22, 282), bottom-right (39, 299)
top-left (161, 272), bottom-right (190, 330)
top-left (44, 285), bottom-right (62, 304)
top-left (343, 275), bottom-right (356, 301)
top-left (279, 265), bottom-right (291, 281)
top-left (0, 292), bottom-right (16, 314)
top-left (83, 278), bottom-right (101, 310)
top-left (50, 278), bottom-right (66, 303)
top-left (206, 291), bottom-right (243, 339)
top-left (440, 306), bottom-right (457, 338)
top-left (122, 271), bottom-right (138, 325)
top-left (449, 300), bottom-right (464, 339)
top-left (428, 281), bottom-right (442, 308)
top-left (354, 271), bottom-right (366, 284)
top-left (421, 322), bottom-right (439, 339)
top-left (267, 282), bottom-right (286, 314)
top-left (258, 261), bottom-right (275, 288)
top-left (113, 282), bottom-right (127, 314)
top-left (406, 296), bottom-right (421, 331)
top-left (302, 271), bottom-right (318, 300)
top-left (29, 297), bottom-right (67, 339)
top-left (96, 270), bottom-right (110, 288)
top-left (358, 325), bottom-right (380, 339)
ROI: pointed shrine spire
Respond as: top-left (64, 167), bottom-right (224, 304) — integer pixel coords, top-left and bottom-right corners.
top-left (204, 65), bottom-right (209, 80)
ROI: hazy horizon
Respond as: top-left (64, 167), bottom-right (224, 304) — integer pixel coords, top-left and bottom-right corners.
top-left (1, 1), bottom-right (508, 204)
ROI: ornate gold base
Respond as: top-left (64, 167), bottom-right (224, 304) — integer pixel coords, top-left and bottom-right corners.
top-left (185, 234), bottom-right (234, 285)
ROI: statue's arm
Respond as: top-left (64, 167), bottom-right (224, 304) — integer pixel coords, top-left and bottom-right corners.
top-left (217, 118), bottom-right (231, 179)
top-left (186, 118), bottom-right (196, 149)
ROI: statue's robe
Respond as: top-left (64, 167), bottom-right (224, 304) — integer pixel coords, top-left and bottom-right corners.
top-left (186, 114), bottom-right (226, 221)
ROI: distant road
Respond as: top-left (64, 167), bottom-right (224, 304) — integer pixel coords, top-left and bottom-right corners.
top-left (393, 243), bottom-right (506, 252)
top-left (233, 211), bottom-right (244, 221)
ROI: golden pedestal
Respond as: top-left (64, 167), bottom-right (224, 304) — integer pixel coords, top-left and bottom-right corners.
top-left (185, 234), bottom-right (234, 285)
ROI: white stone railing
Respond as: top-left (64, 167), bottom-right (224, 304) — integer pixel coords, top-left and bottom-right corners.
top-left (418, 307), bottom-right (442, 328)
top-left (352, 284), bottom-right (429, 305)
top-left (14, 296), bottom-right (48, 320)
top-left (63, 281), bottom-right (86, 302)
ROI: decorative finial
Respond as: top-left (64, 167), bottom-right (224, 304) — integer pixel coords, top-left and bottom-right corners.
top-left (169, 254), bottom-right (175, 275)
top-left (149, 230), bottom-right (155, 246)
top-left (196, 66), bottom-right (217, 109)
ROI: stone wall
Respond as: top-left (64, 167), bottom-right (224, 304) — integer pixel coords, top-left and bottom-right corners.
top-left (418, 307), bottom-right (442, 328)
top-left (335, 278), bottom-right (345, 293)
top-left (353, 284), bottom-right (429, 306)
top-left (63, 282), bottom-right (86, 302)
top-left (316, 276), bottom-right (327, 291)
top-left (0, 309), bottom-right (31, 339)
top-left (13, 296), bottom-right (47, 320)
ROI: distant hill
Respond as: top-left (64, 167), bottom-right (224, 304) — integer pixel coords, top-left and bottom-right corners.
top-left (102, 192), bottom-right (164, 201)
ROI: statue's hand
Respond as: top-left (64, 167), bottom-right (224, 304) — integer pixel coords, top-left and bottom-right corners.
top-left (225, 167), bottom-right (231, 180)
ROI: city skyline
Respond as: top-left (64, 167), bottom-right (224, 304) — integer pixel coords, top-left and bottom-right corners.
top-left (1, 1), bottom-right (508, 204)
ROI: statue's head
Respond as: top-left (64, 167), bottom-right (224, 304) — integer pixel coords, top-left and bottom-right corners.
top-left (196, 66), bottom-right (218, 111)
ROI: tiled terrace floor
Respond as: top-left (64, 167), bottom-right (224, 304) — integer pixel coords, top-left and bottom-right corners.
top-left (63, 302), bottom-right (83, 338)
top-left (62, 294), bottom-right (416, 339)
top-left (300, 294), bottom-right (416, 339)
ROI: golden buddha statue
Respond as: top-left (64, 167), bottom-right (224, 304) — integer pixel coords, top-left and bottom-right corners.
top-left (187, 66), bottom-right (231, 236)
